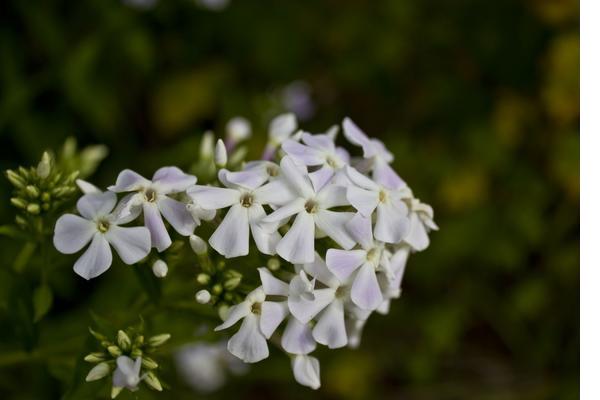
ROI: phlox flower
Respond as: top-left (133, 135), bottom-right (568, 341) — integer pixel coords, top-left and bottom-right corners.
top-left (404, 198), bottom-right (438, 251)
top-left (262, 113), bottom-right (298, 160)
top-left (261, 156), bottom-right (356, 264)
top-left (109, 167), bottom-right (197, 252)
top-left (376, 245), bottom-right (410, 315)
top-left (53, 192), bottom-right (151, 280)
top-left (186, 169), bottom-right (294, 258)
top-left (112, 356), bottom-right (143, 393)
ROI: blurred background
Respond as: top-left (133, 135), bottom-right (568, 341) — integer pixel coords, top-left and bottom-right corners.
top-left (0, 0), bottom-right (579, 399)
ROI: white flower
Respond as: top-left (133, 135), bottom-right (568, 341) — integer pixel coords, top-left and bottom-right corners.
top-left (345, 166), bottom-right (411, 244)
top-left (404, 198), bottom-right (438, 251)
top-left (261, 156), bottom-right (356, 264)
top-left (53, 192), bottom-right (151, 280)
top-left (262, 113), bottom-right (298, 160)
top-left (215, 287), bottom-right (282, 363)
top-left (291, 354), bottom-right (321, 390)
top-left (187, 168), bottom-right (294, 258)
top-left (76, 179), bottom-right (101, 194)
top-left (282, 130), bottom-right (350, 191)
top-left (109, 167), bottom-right (197, 252)
top-left (225, 117), bottom-right (252, 149)
top-left (377, 245), bottom-right (410, 315)
top-left (112, 356), bottom-right (143, 392)
top-left (342, 117), bottom-right (405, 190)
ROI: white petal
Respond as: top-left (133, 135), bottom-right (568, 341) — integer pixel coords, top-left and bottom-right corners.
top-left (111, 193), bottom-right (143, 225)
top-left (259, 301), bottom-right (289, 338)
top-left (314, 210), bottom-right (355, 250)
top-left (249, 205), bottom-right (280, 255)
top-left (292, 355), bottom-right (321, 390)
top-left (282, 140), bottom-right (325, 166)
top-left (77, 192), bottom-right (117, 220)
top-left (347, 186), bottom-right (379, 217)
top-left (302, 132), bottom-right (335, 152)
top-left (302, 253), bottom-right (339, 288)
top-left (186, 185), bottom-right (240, 210)
top-left (220, 169), bottom-right (268, 190)
top-left (227, 314), bottom-right (269, 363)
top-left (316, 184), bottom-right (349, 209)
top-left (308, 166), bottom-right (334, 193)
top-left (346, 213), bottom-right (374, 249)
top-left (157, 196), bottom-right (196, 236)
top-left (276, 211), bottom-right (315, 264)
top-left (143, 202), bottom-right (171, 252)
top-left (261, 198), bottom-right (304, 224)
top-left (288, 288), bottom-right (335, 324)
top-left (253, 179), bottom-right (296, 206)
top-left (209, 204), bottom-right (249, 258)
top-left (347, 318), bottom-right (368, 349)
top-left (351, 263), bottom-right (383, 311)
top-left (108, 169), bottom-right (150, 192)
top-left (279, 156), bottom-right (314, 198)
top-left (404, 212), bottom-right (430, 251)
top-left (76, 179), bottom-right (101, 194)
top-left (312, 300), bottom-right (347, 349)
top-left (372, 158), bottom-right (405, 190)
top-left (326, 249), bottom-right (366, 282)
top-left (105, 226), bottom-right (151, 265)
top-left (53, 214), bottom-right (95, 254)
top-left (73, 233), bottom-right (112, 280)
top-left (269, 113), bottom-right (297, 142)
top-left (344, 165), bottom-right (379, 191)
top-left (152, 166), bottom-right (197, 194)
top-left (375, 201), bottom-right (410, 244)
top-left (282, 318), bottom-right (316, 355)
top-left (342, 117), bottom-right (375, 158)
top-left (258, 268), bottom-right (289, 296)
top-left (215, 301), bottom-right (252, 330)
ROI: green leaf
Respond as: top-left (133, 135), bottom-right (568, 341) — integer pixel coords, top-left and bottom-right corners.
top-left (33, 284), bottom-right (53, 322)
top-left (13, 242), bottom-right (36, 272)
top-left (0, 225), bottom-right (27, 240)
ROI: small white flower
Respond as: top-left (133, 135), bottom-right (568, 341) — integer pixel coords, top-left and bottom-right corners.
top-left (342, 117), bottom-right (405, 190)
top-left (53, 192), bottom-right (151, 280)
top-left (187, 168), bottom-right (294, 258)
top-left (291, 354), bottom-right (321, 390)
top-left (404, 198), bottom-right (438, 251)
top-left (225, 117), bottom-right (252, 150)
top-left (262, 113), bottom-right (298, 160)
top-left (112, 356), bottom-right (143, 392)
top-left (261, 156), bottom-right (356, 264)
top-left (109, 167), bottom-right (197, 252)
top-left (195, 289), bottom-right (212, 304)
top-left (345, 165), bottom-right (411, 244)
top-left (152, 259), bottom-right (168, 278)
top-left (282, 130), bottom-right (350, 191)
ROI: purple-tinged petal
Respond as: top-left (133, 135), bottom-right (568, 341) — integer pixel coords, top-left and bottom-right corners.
top-left (351, 263), bottom-right (383, 311)
top-left (73, 233), bottom-right (112, 280)
top-left (326, 249), bottom-right (366, 281)
top-left (77, 192), bottom-right (117, 220)
top-left (259, 301), bottom-right (289, 338)
top-left (372, 158), bottom-right (405, 190)
top-left (292, 355), bottom-right (321, 390)
top-left (314, 210), bottom-right (355, 250)
top-left (312, 300), bottom-right (347, 349)
top-left (54, 214), bottom-right (95, 254)
top-left (375, 201), bottom-right (410, 244)
top-left (346, 213), bottom-right (374, 249)
top-left (227, 314), bottom-right (269, 363)
top-left (279, 156), bottom-right (314, 198)
top-left (108, 169), bottom-right (150, 192)
top-left (143, 202), bottom-right (171, 252)
top-left (158, 196), bottom-right (196, 236)
top-left (187, 185), bottom-right (240, 210)
top-left (282, 140), bottom-right (325, 166)
top-left (342, 117), bottom-right (375, 158)
top-left (105, 226), bottom-right (151, 265)
top-left (209, 204), bottom-right (249, 258)
top-left (276, 211), bottom-right (315, 264)
top-left (282, 318), bottom-right (316, 355)
top-left (152, 166), bottom-right (197, 194)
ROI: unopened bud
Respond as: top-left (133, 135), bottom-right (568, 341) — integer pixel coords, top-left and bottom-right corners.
top-left (148, 333), bottom-right (171, 347)
top-left (130, 348), bottom-right (143, 358)
top-left (228, 147), bottom-right (247, 166)
top-left (89, 327), bottom-right (107, 341)
top-left (25, 185), bottom-right (40, 198)
top-left (111, 386), bottom-right (123, 399)
top-left (196, 273), bottom-right (211, 285)
top-left (214, 139), bottom-right (227, 168)
top-left (218, 304), bottom-right (230, 321)
top-left (200, 131), bottom-right (215, 160)
top-left (267, 257), bottom-right (281, 271)
top-left (85, 362), bottom-right (110, 382)
top-left (142, 356), bottom-right (158, 370)
top-left (84, 352), bottom-right (107, 363)
top-left (107, 345), bottom-right (122, 357)
top-left (195, 289), bottom-right (211, 304)
top-left (10, 198), bottom-right (27, 209)
top-left (189, 235), bottom-right (208, 255)
top-left (26, 203), bottom-right (40, 215)
top-left (6, 170), bottom-right (26, 188)
top-left (36, 152), bottom-right (52, 179)
top-left (212, 284), bottom-right (223, 295)
top-left (117, 330), bottom-right (131, 351)
top-left (152, 260), bottom-right (168, 278)
top-left (143, 371), bottom-right (163, 392)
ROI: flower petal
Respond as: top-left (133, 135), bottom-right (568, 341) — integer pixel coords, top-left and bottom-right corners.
top-left (282, 140), bottom-right (325, 166)
top-left (308, 166), bottom-right (334, 193)
top-left (157, 196), bottom-right (196, 236)
top-left (227, 314), bottom-right (269, 363)
top-left (249, 205), bottom-right (280, 255)
top-left (375, 201), bottom-right (410, 244)
top-left (302, 253), bottom-right (339, 288)
top-left (292, 355), bottom-right (321, 390)
top-left (347, 186), bottom-right (379, 217)
top-left (314, 210), bottom-right (355, 250)
top-left (342, 117), bottom-right (375, 158)
top-left (404, 213), bottom-right (430, 251)
top-left (316, 184), bottom-right (349, 209)
top-left (282, 318), bottom-right (317, 355)
top-left (258, 267), bottom-right (289, 296)
top-left (372, 158), bottom-right (405, 190)
top-left (152, 166), bottom-right (197, 194)
top-left (288, 288), bottom-right (335, 324)
top-left (53, 214), bottom-right (95, 254)
top-left (261, 198), bottom-right (304, 224)
top-left (209, 204), bottom-right (249, 258)
top-left (259, 301), bottom-right (289, 338)
top-left (351, 263), bottom-right (383, 311)
top-left (302, 132), bottom-right (335, 152)
top-left (344, 165), bottom-right (379, 191)
top-left (105, 226), bottom-right (151, 265)
top-left (77, 192), bottom-right (117, 220)
top-left (269, 113), bottom-right (297, 142)
top-left (279, 156), bottom-right (314, 198)
top-left (73, 233), bottom-right (112, 280)
top-left (108, 169), bottom-right (150, 192)
top-left (312, 300), bottom-right (347, 349)
top-left (187, 186), bottom-right (240, 210)
top-left (276, 211), bottom-right (315, 264)
top-left (253, 179), bottom-right (296, 206)
top-left (219, 169), bottom-right (268, 190)
top-left (346, 213), bottom-right (374, 249)
top-left (215, 301), bottom-right (251, 331)
top-left (143, 202), bottom-right (171, 252)
top-left (326, 249), bottom-right (366, 282)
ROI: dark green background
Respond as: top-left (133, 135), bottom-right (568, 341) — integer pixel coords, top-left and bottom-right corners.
top-left (0, 0), bottom-right (579, 399)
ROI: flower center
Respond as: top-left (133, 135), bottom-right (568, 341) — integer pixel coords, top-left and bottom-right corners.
top-left (266, 165), bottom-right (279, 177)
top-left (379, 190), bottom-right (388, 203)
top-left (304, 199), bottom-right (319, 214)
top-left (143, 188), bottom-right (157, 202)
top-left (251, 302), bottom-right (262, 315)
top-left (240, 193), bottom-right (254, 208)
top-left (335, 285), bottom-right (348, 299)
top-left (97, 219), bottom-right (110, 233)
top-left (326, 155), bottom-right (339, 168)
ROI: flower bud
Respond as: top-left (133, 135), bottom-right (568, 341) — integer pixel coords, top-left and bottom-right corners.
top-left (130, 348), bottom-right (143, 358)
top-left (10, 198), bottom-right (27, 209)
top-left (6, 170), bottom-right (25, 188)
top-left (218, 304), bottom-right (230, 321)
top-left (143, 371), bottom-right (163, 391)
top-left (267, 257), bottom-right (281, 271)
top-left (25, 185), bottom-right (40, 198)
top-left (84, 352), bottom-right (107, 363)
top-left (152, 260), bottom-right (168, 278)
top-left (148, 333), bottom-right (171, 347)
top-left (36, 152), bottom-right (52, 179)
top-left (133, 334), bottom-right (144, 348)
top-left (85, 362), bottom-right (110, 382)
top-left (89, 327), bottom-right (107, 341)
top-left (107, 345), bottom-right (122, 357)
top-left (200, 131), bottom-right (215, 161)
top-left (195, 289), bottom-right (211, 304)
top-left (196, 273), bottom-right (211, 285)
top-left (26, 203), bottom-right (40, 215)
top-left (117, 330), bottom-right (132, 351)
top-left (189, 235), bottom-right (208, 255)
top-left (224, 270), bottom-right (242, 291)
top-left (142, 356), bottom-right (158, 370)
top-left (226, 117), bottom-right (251, 145)
top-left (212, 284), bottom-right (223, 295)
top-left (214, 139), bottom-right (227, 168)
top-left (111, 387), bottom-right (123, 399)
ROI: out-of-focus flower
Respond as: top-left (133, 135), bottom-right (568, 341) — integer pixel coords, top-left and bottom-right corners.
top-left (291, 354), bottom-right (321, 389)
top-left (53, 192), bottom-right (151, 280)
top-left (109, 167), bottom-right (197, 251)
top-left (225, 117), bottom-right (252, 151)
top-left (112, 356), bottom-right (143, 394)
top-left (262, 113), bottom-right (298, 160)
top-left (404, 198), bottom-right (438, 251)
top-left (282, 81), bottom-right (315, 121)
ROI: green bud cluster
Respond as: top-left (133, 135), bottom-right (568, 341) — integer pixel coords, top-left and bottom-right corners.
top-left (84, 327), bottom-right (170, 397)
top-left (6, 152), bottom-right (78, 233)
top-left (195, 262), bottom-right (245, 306)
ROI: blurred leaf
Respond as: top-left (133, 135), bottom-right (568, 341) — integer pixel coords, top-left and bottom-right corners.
top-left (33, 284), bottom-right (53, 322)
top-left (13, 242), bottom-right (36, 273)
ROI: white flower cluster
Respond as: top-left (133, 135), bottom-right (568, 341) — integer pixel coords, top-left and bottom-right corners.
top-left (52, 113), bottom-right (437, 390)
